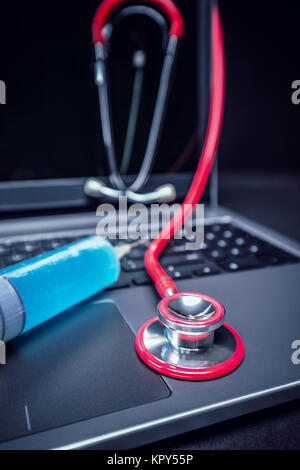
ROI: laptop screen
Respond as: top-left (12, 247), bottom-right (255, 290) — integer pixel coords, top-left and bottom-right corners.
top-left (0, 0), bottom-right (210, 205)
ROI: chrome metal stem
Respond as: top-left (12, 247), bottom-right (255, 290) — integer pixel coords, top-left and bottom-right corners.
top-left (166, 328), bottom-right (215, 352)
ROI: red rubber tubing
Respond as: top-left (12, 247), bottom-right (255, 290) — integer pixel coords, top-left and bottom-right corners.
top-left (145, 6), bottom-right (226, 298)
top-left (92, 0), bottom-right (185, 44)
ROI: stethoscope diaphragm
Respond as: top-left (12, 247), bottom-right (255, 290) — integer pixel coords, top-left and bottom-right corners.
top-left (136, 293), bottom-right (244, 380)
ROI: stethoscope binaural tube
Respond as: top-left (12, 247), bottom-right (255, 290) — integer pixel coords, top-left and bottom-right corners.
top-left (85, 0), bottom-right (185, 203)
top-left (136, 5), bottom-right (245, 380)
top-left (92, 0), bottom-right (184, 45)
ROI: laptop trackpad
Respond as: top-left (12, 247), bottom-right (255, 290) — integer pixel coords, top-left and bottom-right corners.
top-left (0, 302), bottom-right (170, 444)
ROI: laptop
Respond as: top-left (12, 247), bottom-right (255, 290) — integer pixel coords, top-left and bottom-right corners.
top-left (0, 0), bottom-right (299, 450)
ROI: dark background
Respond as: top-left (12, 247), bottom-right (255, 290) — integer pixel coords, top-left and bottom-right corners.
top-left (0, 0), bottom-right (299, 182)
top-left (219, 0), bottom-right (300, 172)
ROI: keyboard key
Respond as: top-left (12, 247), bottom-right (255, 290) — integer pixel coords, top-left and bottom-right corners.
top-left (246, 238), bottom-right (269, 253)
top-left (41, 238), bottom-right (74, 251)
top-left (235, 237), bottom-right (247, 246)
top-left (165, 244), bottom-right (186, 254)
top-left (218, 257), bottom-right (264, 272)
top-left (165, 265), bottom-right (192, 280)
top-left (161, 252), bottom-right (205, 267)
top-left (127, 246), bottom-right (147, 260)
top-left (217, 239), bottom-right (228, 248)
top-left (23, 242), bottom-right (38, 253)
top-left (222, 230), bottom-right (234, 239)
top-left (228, 247), bottom-right (245, 257)
top-left (207, 249), bottom-right (226, 260)
top-left (205, 232), bottom-right (216, 241)
top-left (172, 270), bottom-right (191, 280)
top-left (3, 253), bottom-right (28, 266)
top-left (248, 244), bottom-right (260, 254)
top-left (194, 265), bottom-right (221, 277)
top-left (14, 241), bottom-right (41, 256)
top-left (121, 258), bottom-right (145, 273)
top-left (228, 262), bottom-right (238, 271)
top-left (185, 252), bottom-right (206, 263)
top-left (211, 224), bottom-right (222, 233)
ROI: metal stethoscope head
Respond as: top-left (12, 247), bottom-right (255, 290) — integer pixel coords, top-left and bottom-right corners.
top-left (85, 0), bottom-right (184, 204)
top-left (136, 292), bottom-right (244, 380)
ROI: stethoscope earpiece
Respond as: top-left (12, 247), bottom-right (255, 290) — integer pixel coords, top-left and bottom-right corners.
top-left (136, 292), bottom-right (244, 380)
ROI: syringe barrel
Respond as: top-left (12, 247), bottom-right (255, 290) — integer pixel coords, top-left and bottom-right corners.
top-left (0, 236), bottom-right (120, 342)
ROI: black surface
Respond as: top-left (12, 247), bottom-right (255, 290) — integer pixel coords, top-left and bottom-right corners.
top-left (142, 399), bottom-right (300, 450)
top-left (0, 302), bottom-right (169, 444)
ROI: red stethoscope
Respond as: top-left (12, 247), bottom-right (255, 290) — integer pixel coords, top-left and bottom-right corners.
top-left (92, 0), bottom-right (245, 380)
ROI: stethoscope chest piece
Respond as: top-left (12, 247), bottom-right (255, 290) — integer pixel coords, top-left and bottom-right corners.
top-left (136, 293), bottom-right (244, 380)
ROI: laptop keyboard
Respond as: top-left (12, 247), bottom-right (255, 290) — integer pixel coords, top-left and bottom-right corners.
top-left (0, 223), bottom-right (298, 291)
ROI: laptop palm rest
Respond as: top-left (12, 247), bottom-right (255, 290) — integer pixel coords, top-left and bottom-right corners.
top-left (0, 302), bottom-right (170, 444)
